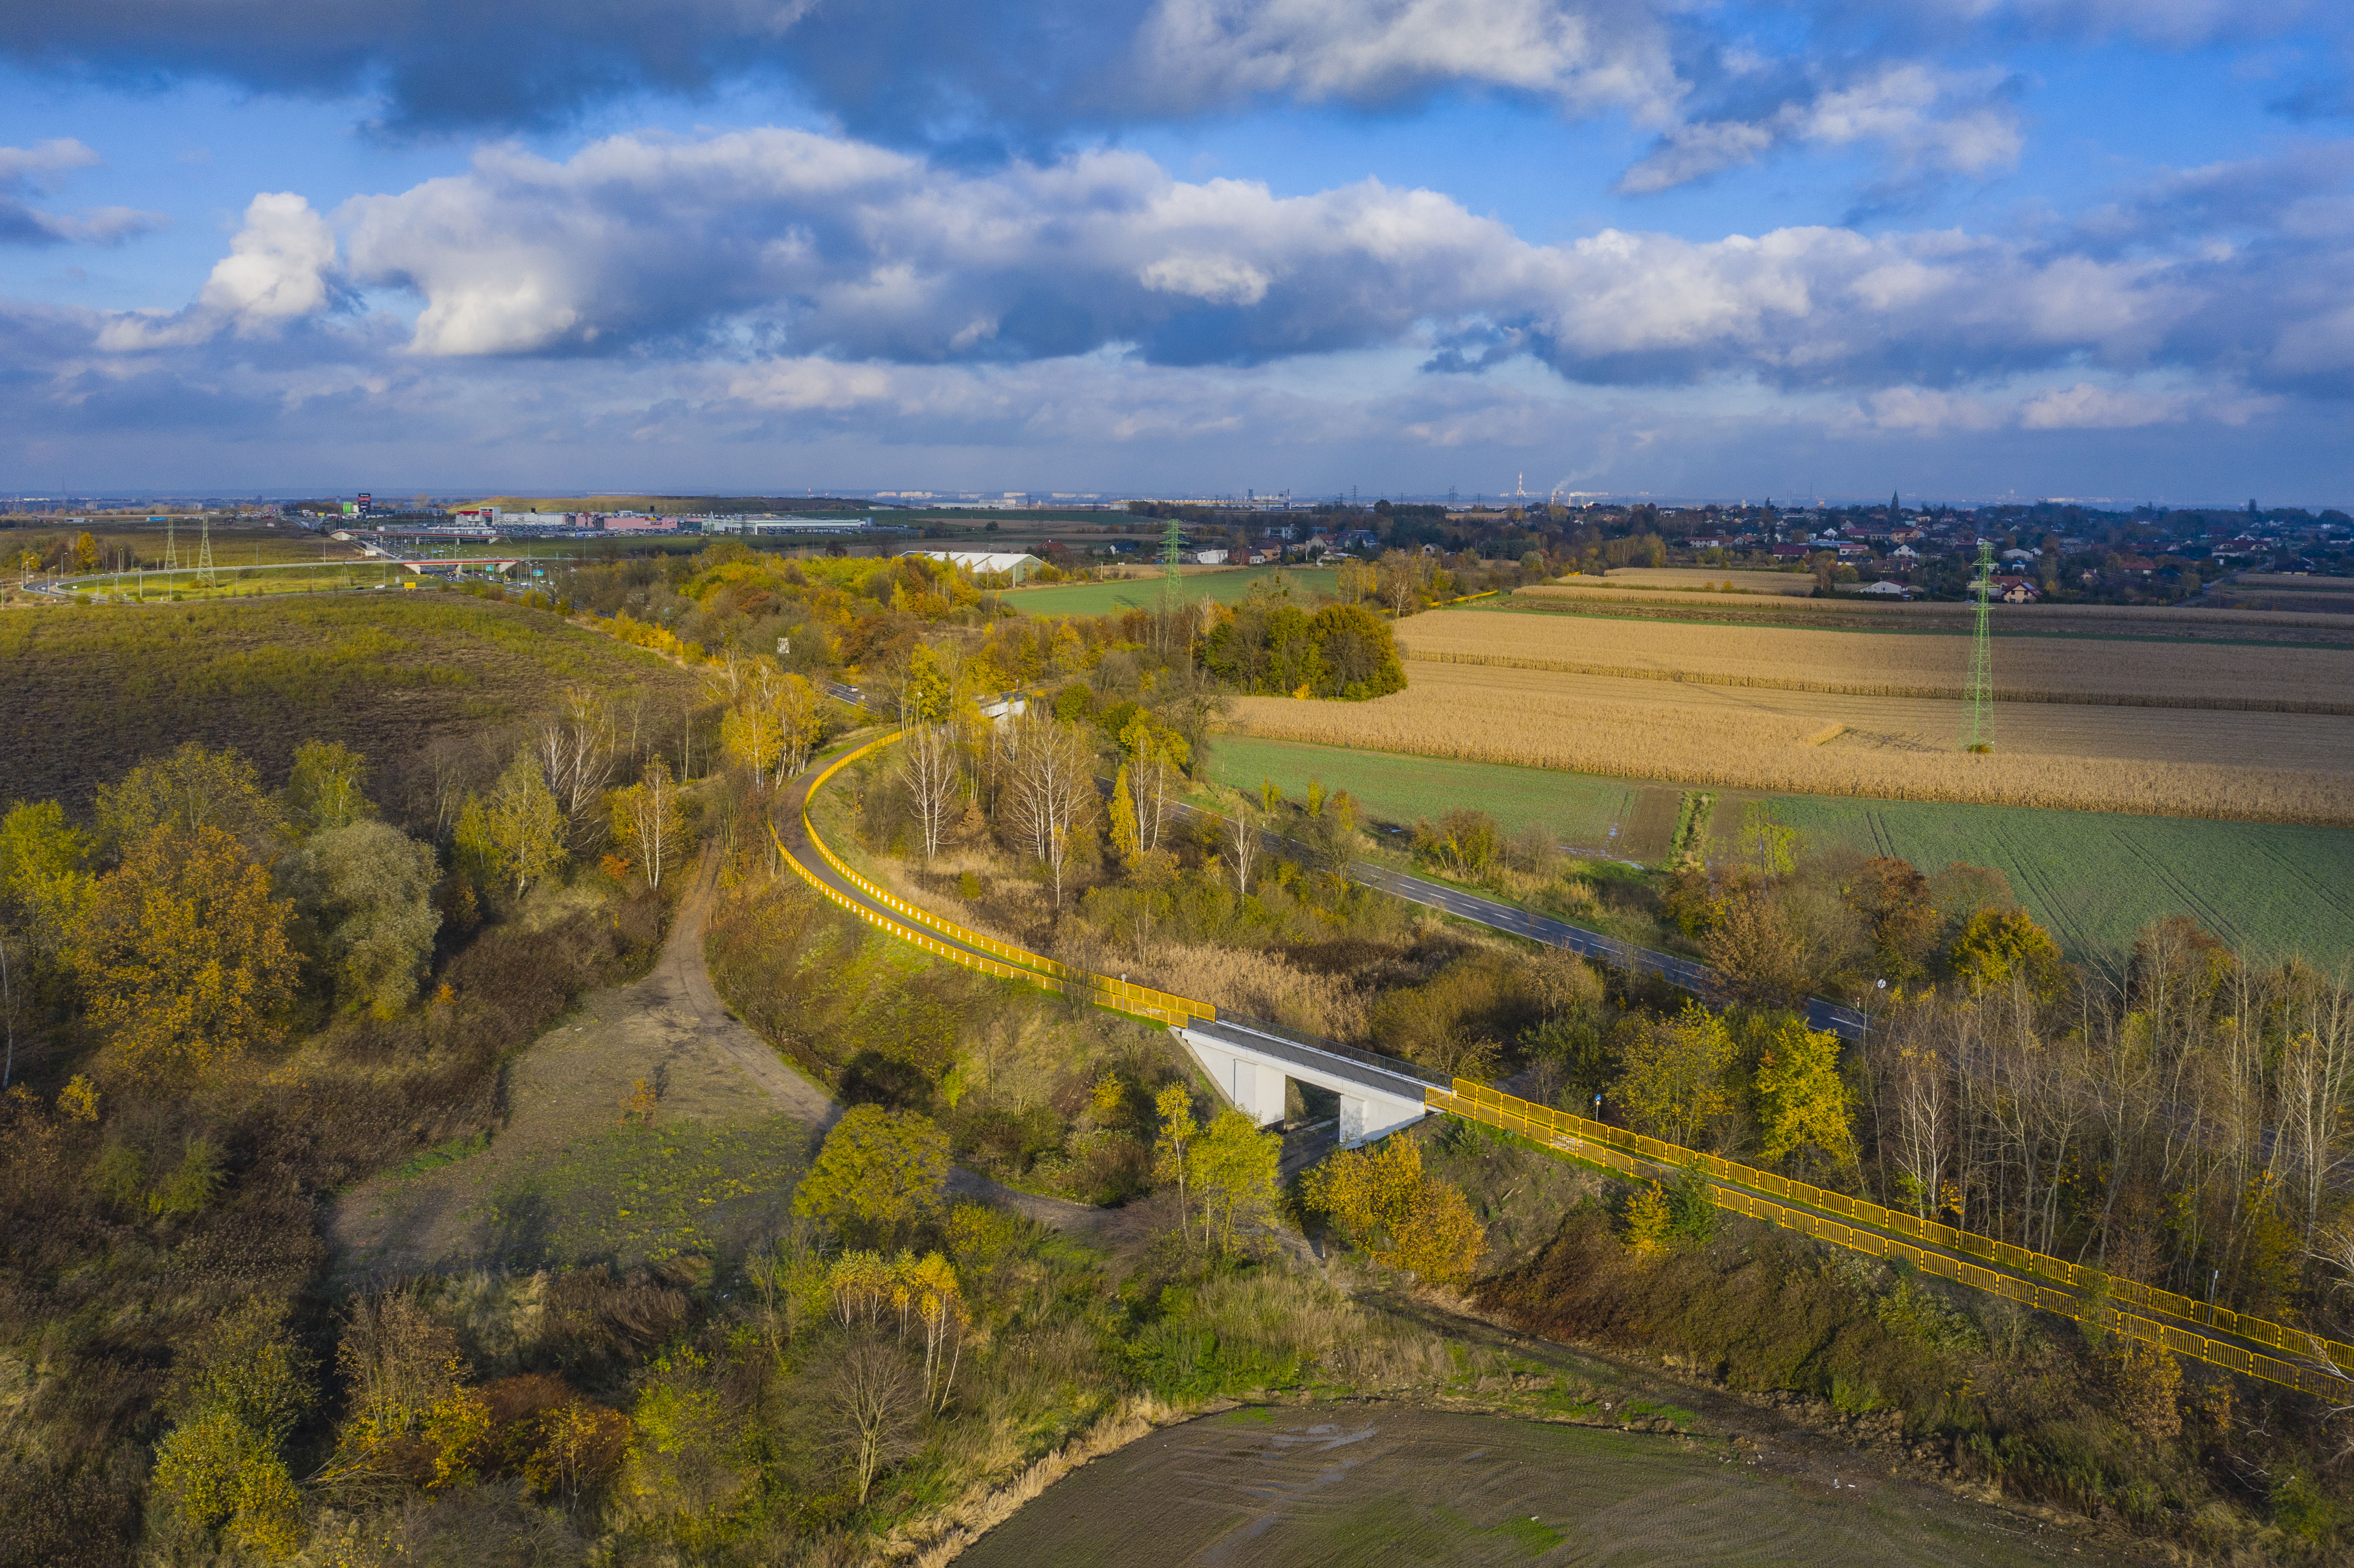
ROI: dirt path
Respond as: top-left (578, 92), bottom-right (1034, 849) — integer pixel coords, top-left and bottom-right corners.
top-left (326, 855), bottom-right (1108, 1285)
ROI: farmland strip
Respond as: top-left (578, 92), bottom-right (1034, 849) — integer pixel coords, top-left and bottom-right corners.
top-left (1403, 647), bottom-right (2354, 715)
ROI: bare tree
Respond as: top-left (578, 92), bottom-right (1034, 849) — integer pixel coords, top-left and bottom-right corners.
top-left (537, 684), bottom-right (617, 838)
top-left (1002, 713), bottom-right (1096, 904)
top-left (897, 722), bottom-right (961, 862)
top-left (826, 1341), bottom-right (920, 1507)
top-left (1378, 548), bottom-right (1429, 619)
top-left (1223, 794), bottom-right (1261, 898)
top-left (617, 757), bottom-right (683, 890)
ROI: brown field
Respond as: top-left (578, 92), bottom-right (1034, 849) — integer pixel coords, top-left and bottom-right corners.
top-left (1514, 582), bottom-right (2354, 640)
top-left (1229, 660), bottom-right (2354, 823)
top-left (959, 1403), bottom-right (2109, 1568)
top-left (1573, 566), bottom-right (1818, 595)
top-left (1398, 610), bottom-right (2354, 711)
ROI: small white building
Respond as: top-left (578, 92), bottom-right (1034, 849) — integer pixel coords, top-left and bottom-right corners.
top-left (1193, 549), bottom-right (1230, 565)
top-left (905, 549), bottom-right (1046, 583)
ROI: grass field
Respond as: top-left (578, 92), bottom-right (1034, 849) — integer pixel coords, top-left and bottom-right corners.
top-left (0, 592), bottom-right (699, 806)
top-left (1205, 735), bottom-right (2354, 970)
top-left (959, 1403), bottom-right (2083, 1568)
top-left (1004, 566), bottom-right (1339, 617)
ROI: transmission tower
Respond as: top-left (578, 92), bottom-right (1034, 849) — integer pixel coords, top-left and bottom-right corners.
top-left (194, 513), bottom-right (217, 589)
top-left (163, 513), bottom-right (177, 570)
top-left (1962, 540), bottom-right (1994, 753)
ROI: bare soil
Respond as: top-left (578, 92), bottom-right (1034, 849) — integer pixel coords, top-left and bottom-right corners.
top-left (959, 1396), bottom-right (2150, 1568)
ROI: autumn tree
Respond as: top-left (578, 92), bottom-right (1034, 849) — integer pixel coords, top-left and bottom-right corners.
top-left (1298, 1134), bottom-right (1485, 1288)
top-left (149, 1300), bottom-right (315, 1559)
top-left (794, 1105), bottom-right (952, 1249)
top-left (1613, 1001), bottom-right (1735, 1150)
top-left (1750, 1012), bottom-right (1856, 1170)
top-left (69, 824), bottom-right (298, 1080)
top-left (898, 643), bottom-right (953, 725)
top-left (1153, 1084), bottom-right (1198, 1240)
top-left (476, 751), bottom-right (568, 898)
top-left (95, 740), bottom-right (286, 853)
top-left (292, 820), bottom-right (440, 1016)
top-left (1221, 791), bottom-right (1262, 897)
top-left (609, 756), bottom-right (685, 890)
top-left (281, 739), bottom-right (371, 839)
top-left (1949, 907), bottom-right (2066, 999)
top-left (0, 799), bottom-right (90, 973)
top-left (1186, 1108), bottom-right (1281, 1254)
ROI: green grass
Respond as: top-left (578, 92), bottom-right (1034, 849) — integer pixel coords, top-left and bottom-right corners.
top-left (483, 1112), bottom-right (809, 1268)
top-left (1203, 734), bottom-right (2354, 972)
top-left (387, 1132), bottom-right (490, 1182)
top-left (1759, 794), bottom-right (2354, 974)
top-left (1207, 735), bottom-right (1653, 858)
top-left (1003, 566), bottom-right (1338, 618)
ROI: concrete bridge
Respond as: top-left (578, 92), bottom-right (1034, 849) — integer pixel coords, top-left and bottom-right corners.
top-left (1173, 1016), bottom-right (1438, 1147)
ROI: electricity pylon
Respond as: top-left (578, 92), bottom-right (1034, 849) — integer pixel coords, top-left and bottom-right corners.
top-left (195, 513), bottom-right (217, 588)
top-left (1962, 541), bottom-right (1994, 753)
top-left (163, 513), bottom-right (177, 570)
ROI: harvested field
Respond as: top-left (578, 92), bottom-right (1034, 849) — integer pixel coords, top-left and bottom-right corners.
top-left (1205, 736), bottom-right (2354, 970)
top-left (1397, 609), bottom-right (2354, 711)
top-left (1575, 566), bottom-right (1817, 595)
top-left (958, 1403), bottom-right (2103, 1568)
top-left (0, 593), bottom-right (700, 807)
top-left (1227, 661), bottom-right (2354, 823)
top-left (1510, 584), bottom-right (2354, 642)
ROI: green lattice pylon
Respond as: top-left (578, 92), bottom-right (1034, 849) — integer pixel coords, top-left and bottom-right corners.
top-left (1962, 540), bottom-right (1994, 752)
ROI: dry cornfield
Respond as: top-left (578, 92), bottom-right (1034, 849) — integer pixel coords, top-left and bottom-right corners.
top-left (1515, 582), bottom-right (2354, 638)
top-left (1227, 659), bottom-right (2354, 824)
top-left (1396, 610), bottom-right (2354, 712)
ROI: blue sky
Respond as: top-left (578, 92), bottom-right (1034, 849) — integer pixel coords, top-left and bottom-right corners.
top-left (0, 0), bottom-right (2348, 502)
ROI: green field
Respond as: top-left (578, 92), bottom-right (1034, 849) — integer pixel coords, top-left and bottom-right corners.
top-left (0, 592), bottom-right (699, 806)
top-left (1207, 735), bottom-right (2354, 971)
top-left (1005, 566), bottom-right (1338, 617)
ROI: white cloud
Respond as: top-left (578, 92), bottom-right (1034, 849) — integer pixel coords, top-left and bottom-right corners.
top-left (1136, 0), bottom-right (1684, 122)
top-left (98, 193), bottom-right (338, 348)
top-left (1619, 64), bottom-right (2021, 193)
top-left (0, 138), bottom-right (100, 187)
top-left (316, 125), bottom-right (2212, 395)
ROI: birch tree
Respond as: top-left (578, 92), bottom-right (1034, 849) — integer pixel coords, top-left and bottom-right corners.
top-left (1002, 713), bottom-right (1095, 904)
top-left (897, 722), bottom-right (961, 862)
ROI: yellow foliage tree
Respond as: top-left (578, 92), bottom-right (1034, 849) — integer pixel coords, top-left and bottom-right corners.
top-left (1108, 765), bottom-right (1142, 866)
top-left (1622, 1181), bottom-right (1674, 1257)
top-left (69, 825), bottom-right (298, 1080)
top-left (1752, 1014), bottom-right (1857, 1169)
top-left (1613, 1001), bottom-right (1736, 1149)
top-left (1299, 1136), bottom-right (1485, 1288)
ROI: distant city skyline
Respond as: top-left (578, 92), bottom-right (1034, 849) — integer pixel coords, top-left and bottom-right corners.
top-left (0, 2), bottom-right (2349, 496)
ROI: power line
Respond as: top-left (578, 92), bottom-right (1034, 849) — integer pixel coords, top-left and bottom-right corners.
top-left (1962, 540), bottom-right (1994, 753)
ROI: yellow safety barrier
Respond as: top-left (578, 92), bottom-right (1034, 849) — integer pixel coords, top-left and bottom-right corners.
top-left (784, 736), bottom-right (1213, 1029)
top-left (1432, 1080), bottom-right (2354, 1398)
top-left (783, 733), bottom-right (2353, 1400)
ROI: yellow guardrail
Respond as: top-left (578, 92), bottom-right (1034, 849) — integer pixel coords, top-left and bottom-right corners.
top-left (784, 735), bottom-right (1213, 1029)
top-left (1432, 1080), bottom-right (2354, 1397)
top-left (781, 731), bottom-right (2352, 1398)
